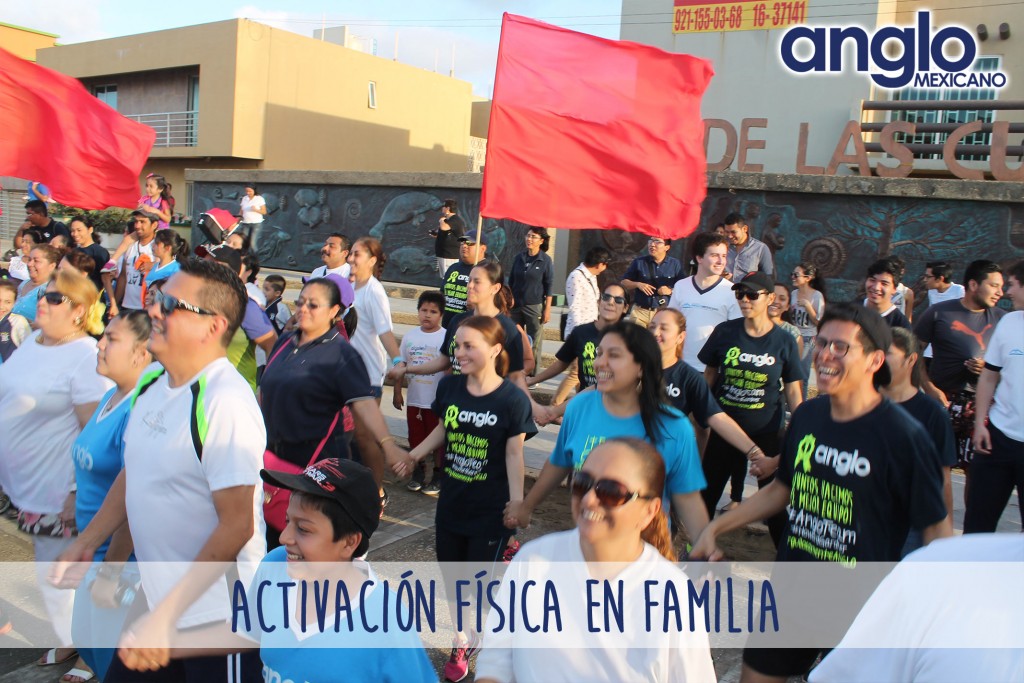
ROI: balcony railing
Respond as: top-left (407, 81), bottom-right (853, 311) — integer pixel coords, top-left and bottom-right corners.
top-left (124, 110), bottom-right (198, 147)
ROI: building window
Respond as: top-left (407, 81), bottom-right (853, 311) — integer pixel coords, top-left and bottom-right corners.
top-left (93, 84), bottom-right (118, 110)
top-left (368, 81), bottom-right (377, 109)
top-left (890, 57), bottom-right (999, 161)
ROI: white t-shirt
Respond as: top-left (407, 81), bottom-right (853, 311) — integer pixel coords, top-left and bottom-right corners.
top-left (123, 358), bottom-right (267, 628)
top-left (667, 275), bottom-right (741, 372)
top-left (239, 195), bottom-right (266, 224)
top-left (890, 282), bottom-right (911, 316)
top-left (927, 283), bottom-right (965, 306)
top-left (791, 288), bottom-right (825, 337)
top-left (121, 239), bottom-right (156, 310)
top-left (7, 255), bottom-right (29, 281)
top-left (984, 311), bottom-right (1024, 442)
top-left (309, 263), bottom-right (351, 281)
top-left (0, 333), bottom-right (112, 513)
top-left (350, 277), bottom-right (393, 386)
top-left (399, 326), bottom-right (446, 408)
top-left (475, 528), bottom-right (717, 683)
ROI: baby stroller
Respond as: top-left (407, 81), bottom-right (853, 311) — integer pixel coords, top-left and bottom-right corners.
top-left (195, 207), bottom-right (242, 247)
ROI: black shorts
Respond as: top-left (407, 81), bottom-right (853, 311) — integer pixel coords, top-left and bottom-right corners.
top-left (743, 646), bottom-right (822, 678)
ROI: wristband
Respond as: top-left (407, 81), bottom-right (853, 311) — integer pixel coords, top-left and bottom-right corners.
top-left (377, 435), bottom-right (395, 448)
top-left (96, 563), bottom-right (120, 580)
top-left (391, 356), bottom-right (403, 367)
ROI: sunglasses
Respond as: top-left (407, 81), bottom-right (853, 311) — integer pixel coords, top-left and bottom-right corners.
top-left (42, 292), bottom-right (73, 306)
top-left (153, 290), bottom-right (216, 317)
top-left (570, 471), bottom-right (656, 508)
top-left (601, 293), bottom-right (625, 305)
top-left (734, 290), bottom-right (767, 301)
top-left (790, 272), bottom-right (807, 278)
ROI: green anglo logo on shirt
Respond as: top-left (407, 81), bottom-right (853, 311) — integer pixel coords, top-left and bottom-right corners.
top-left (444, 405), bottom-right (460, 430)
top-left (447, 269), bottom-right (460, 284)
top-left (795, 433), bottom-right (816, 473)
top-left (724, 346), bottom-right (741, 367)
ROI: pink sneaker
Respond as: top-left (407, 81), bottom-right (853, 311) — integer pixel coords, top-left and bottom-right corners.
top-left (444, 631), bottom-right (481, 682)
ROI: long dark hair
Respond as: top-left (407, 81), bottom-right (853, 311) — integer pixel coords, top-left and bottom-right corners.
top-left (889, 327), bottom-right (924, 389)
top-left (153, 229), bottom-right (189, 262)
top-left (473, 260), bottom-right (505, 311)
top-left (597, 321), bottom-right (672, 443)
top-left (796, 262), bottom-right (828, 298)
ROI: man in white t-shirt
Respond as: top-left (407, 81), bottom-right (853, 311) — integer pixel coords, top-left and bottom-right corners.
top-left (114, 209), bottom-right (158, 312)
top-left (667, 232), bottom-right (741, 372)
top-left (57, 258), bottom-right (266, 682)
top-left (307, 232), bottom-right (351, 281)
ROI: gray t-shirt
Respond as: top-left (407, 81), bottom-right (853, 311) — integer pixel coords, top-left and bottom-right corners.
top-left (914, 299), bottom-right (1006, 395)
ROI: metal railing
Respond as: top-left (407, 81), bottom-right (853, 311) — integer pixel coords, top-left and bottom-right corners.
top-left (124, 110), bottom-right (198, 147)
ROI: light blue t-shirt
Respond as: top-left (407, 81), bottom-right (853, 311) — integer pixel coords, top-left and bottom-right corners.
top-left (13, 283), bottom-right (44, 322)
top-left (145, 260), bottom-right (180, 286)
top-left (550, 391), bottom-right (707, 508)
top-left (72, 387), bottom-right (132, 561)
top-left (241, 547), bottom-right (436, 683)
top-left (27, 182), bottom-right (50, 201)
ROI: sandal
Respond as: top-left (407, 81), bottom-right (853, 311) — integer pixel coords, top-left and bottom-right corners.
top-left (63, 666), bottom-right (95, 683)
top-left (37, 648), bottom-right (78, 666)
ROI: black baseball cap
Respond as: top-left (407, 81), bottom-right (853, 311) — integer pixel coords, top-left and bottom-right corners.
top-left (460, 230), bottom-right (488, 245)
top-left (261, 459), bottom-right (381, 540)
top-left (731, 272), bottom-right (774, 293)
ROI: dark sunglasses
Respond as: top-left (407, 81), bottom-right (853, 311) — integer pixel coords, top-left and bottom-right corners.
top-left (42, 292), bottom-right (73, 306)
top-left (153, 290), bottom-right (216, 317)
top-left (570, 471), bottom-right (656, 508)
top-left (734, 290), bottom-right (767, 301)
top-left (601, 293), bottom-right (625, 305)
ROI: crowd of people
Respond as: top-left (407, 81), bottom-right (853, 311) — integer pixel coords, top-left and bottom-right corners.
top-left (0, 186), bottom-right (1022, 683)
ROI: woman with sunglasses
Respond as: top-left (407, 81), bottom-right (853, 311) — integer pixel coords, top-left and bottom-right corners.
top-left (697, 272), bottom-right (803, 548)
top-left (69, 311), bottom-right (152, 682)
top-left (13, 243), bottom-right (63, 324)
top-left (477, 438), bottom-right (716, 683)
top-left (527, 284), bottom-right (630, 400)
top-left (260, 277), bottom-right (410, 549)
top-left (395, 315), bottom-right (535, 683)
top-left (507, 321), bottom-right (708, 545)
top-left (791, 262), bottom-right (826, 396)
top-left (0, 269), bottom-right (111, 676)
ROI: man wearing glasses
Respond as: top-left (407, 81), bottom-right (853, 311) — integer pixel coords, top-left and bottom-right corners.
top-left (57, 258), bottom-right (267, 682)
top-left (723, 212), bottom-right (774, 282)
top-left (692, 302), bottom-right (951, 683)
top-left (621, 236), bottom-right (683, 327)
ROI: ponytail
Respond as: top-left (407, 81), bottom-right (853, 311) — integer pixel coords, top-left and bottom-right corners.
top-left (495, 348), bottom-right (510, 378)
top-left (342, 306), bottom-right (358, 338)
top-left (640, 506), bottom-right (676, 562)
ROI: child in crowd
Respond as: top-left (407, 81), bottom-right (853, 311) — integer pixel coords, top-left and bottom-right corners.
top-left (394, 291), bottom-right (447, 494)
top-left (0, 280), bottom-right (31, 363)
top-left (261, 274), bottom-right (290, 335)
top-left (107, 174), bottom-right (173, 269)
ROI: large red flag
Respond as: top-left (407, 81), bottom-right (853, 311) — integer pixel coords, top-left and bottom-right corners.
top-left (0, 47), bottom-right (155, 210)
top-left (481, 14), bottom-right (713, 240)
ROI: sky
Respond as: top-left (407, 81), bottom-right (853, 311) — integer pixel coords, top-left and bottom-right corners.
top-left (5, 1), bottom-right (630, 96)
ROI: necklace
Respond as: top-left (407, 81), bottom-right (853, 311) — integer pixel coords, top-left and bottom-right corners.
top-left (36, 330), bottom-right (86, 346)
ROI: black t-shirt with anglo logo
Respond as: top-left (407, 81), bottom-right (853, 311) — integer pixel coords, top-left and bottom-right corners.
top-left (555, 322), bottom-right (601, 389)
top-left (697, 318), bottom-right (804, 435)
top-left (776, 397), bottom-right (947, 564)
top-left (442, 312), bottom-right (525, 375)
top-left (441, 261), bottom-right (475, 328)
top-left (914, 299), bottom-right (1007, 395)
top-left (662, 360), bottom-right (722, 429)
top-left (432, 375), bottom-right (536, 536)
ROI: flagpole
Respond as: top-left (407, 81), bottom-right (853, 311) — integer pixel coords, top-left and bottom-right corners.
top-left (474, 214), bottom-right (483, 265)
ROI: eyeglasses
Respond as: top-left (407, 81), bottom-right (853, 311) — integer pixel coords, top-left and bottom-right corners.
top-left (571, 471), bottom-right (656, 508)
top-left (734, 290), bottom-right (767, 301)
top-left (524, 234), bottom-right (541, 241)
top-left (42, 292), bottom-right (73, 306)
top-left (294, 299), bottom-right (324, 310)
top-left (153, 290), bottom-right (216, 317)
top-left (812, 337), bottom-right (863, 357)
top-left (601, 293), bottom-right (625, 305)
top-left (648, 239), bottom-right (666, 246)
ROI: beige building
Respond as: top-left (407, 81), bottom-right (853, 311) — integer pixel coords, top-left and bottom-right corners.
top-left (36, 19), bottom-right (479, 213)
top-left (622, 0), bottom-right (1024, 178)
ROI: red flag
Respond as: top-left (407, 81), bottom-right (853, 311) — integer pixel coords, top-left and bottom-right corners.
top-left (481, 14), bottom-right (713, 240)
top-left (0, 47), bottom-right (155, 210)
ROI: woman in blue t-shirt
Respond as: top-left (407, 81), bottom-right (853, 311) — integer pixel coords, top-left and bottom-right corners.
top-left (397, 315), bottom-right (536, 683)
top-left (506, 321), bottom-right (708, 546)
top-left (70, 311), bottom-right (153, 682)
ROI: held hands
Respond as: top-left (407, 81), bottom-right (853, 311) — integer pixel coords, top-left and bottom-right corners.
top-left (385, 363), bottom-right (406, 384)
top-left (389, 446), bottom-right (417, 479)
top-left (503, 500), bottom-right (531, 529)
top-left (749, 454), bottom-right (779, 481)
top-left (118, 608), bottom-right (174, 672)
top-left (688, 527), bottom-right (725, 562)
top-left (532, 402), bottom-right (553, 426)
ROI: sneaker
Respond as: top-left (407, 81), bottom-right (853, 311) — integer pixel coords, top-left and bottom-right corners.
top-left (422, 481), bottom-right (441, 496)
top-left (406, 480), bottom-right (423, 492)
top-left (444, 631), bottom-right (481, 682)
top-left (502, 539), bottom-right (521, 564)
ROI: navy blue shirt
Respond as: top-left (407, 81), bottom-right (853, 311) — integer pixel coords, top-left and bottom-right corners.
top-left (622, 255), bottom-right (684, 309)
top-left (260, 329), bottom-right (373, 467)
top-left (508, 250), bottom-right (554, 306)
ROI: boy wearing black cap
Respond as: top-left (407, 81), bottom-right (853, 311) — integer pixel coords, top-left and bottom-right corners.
top-left (691, 303), bottom-right (952, 683)
top-left (154, 459), bottom-right (436, 682)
